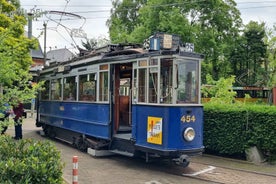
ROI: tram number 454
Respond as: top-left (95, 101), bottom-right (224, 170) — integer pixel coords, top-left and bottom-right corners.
top-left (181, 115), bottom-right (196, 123)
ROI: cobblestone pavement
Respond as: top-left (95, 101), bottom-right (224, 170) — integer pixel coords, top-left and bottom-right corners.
top-left (5, 115), bottom-right (276, 184)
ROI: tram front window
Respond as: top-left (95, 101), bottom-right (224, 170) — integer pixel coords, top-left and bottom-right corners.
top-left (176, 59), bottom-right (199, 104)
top-left (160, 58), bottom-right (173, 104)
top-left (148, 58), bottom-right (158, 103)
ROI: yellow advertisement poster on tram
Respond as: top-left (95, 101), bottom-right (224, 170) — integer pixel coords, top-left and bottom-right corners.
top-left (147, 116), bottom-right (163, 145)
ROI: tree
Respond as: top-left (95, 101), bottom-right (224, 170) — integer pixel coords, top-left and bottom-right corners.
top-left (107, 0), bottom-right (242, 82)
top-left (244, 21), bottom-right (267, 86)
top-left (0, 0), bottom-right (41, 110)
top-left (230, 21), bottom-right (267, 86)
top-left (81, 36), bottom-right (110, 51)
top-left (186, 0), bottom-right (242, 81)
top-left (81, 38), bottom-right (97, 51)
top-left (265, 25), bottom-right (276, 87)
top-left (107, 0), bottom-right (145, 43)
top-left (202, 74), bottom-right (237, 104)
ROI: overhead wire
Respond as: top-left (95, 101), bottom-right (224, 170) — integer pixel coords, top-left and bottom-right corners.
top-left (21, 1), bottom-right (276, 21)
top-left (22, 0), bottom-right (275, 50)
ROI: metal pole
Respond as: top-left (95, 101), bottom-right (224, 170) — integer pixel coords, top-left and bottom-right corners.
top-left (72, 156), bottom-right (78, 184)
top-left (27, 13), bottom-right (33, 39)
top-left (43, 22), bottom-right (47, 64)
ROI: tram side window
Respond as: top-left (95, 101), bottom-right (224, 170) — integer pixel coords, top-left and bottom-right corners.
top-left (160, 58), bottom-right (173, 104)
top-left (176, 60), bottom-right (198, 103)
top-left (41, 80), bottom-right (50, 100)
top-left (148, 68), bottom-right (158, 103)
top-left (99, 64), bottom-right (109, 101)
top-left (79, 73), bottom-right (97, 101)
top-left (63, 76), bottom-right (77, 101)
top-left (133, 69), bottom-right (137, 102)
top-left (148, 58), bottom-right (158, 103)
top-left (51, 79), bottom-right (62, 100)
top-left (138, 68), bottom-right (147, 102)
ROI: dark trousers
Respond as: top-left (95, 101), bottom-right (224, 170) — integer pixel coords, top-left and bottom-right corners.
top-left (14, 119), bottom-right (22, 139)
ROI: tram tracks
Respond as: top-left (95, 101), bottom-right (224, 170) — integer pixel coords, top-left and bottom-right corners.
top-left (155, 157), bottom-right (276, 184)
top-left (24, 126), bottom-right (276, 184)
top-left (47, 134), bottom-right (276, 184)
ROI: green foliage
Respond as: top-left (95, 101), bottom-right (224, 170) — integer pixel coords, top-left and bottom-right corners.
top-left (81, 36), bottom-right (110, 51)
top-left (0, 0), bottom-right (44, 108)
top-left (266, 26), bottom-right (276, 87)
top-left (0, 136), bottom-right (64, 183)
top-left (108, 0), bottom-right (145, 43)
top-left (108, 0), bottom-right (242, 82)
top-left (204, 103), bottom-right (276, 162)
top-left (229, 21), bottom-right (269, 86)
top-left (202, 75), bottom-right (237, 104)
top-left (107, 1), bottom-right (276, 87)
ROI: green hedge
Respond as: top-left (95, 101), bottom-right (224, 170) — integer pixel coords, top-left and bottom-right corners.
top-left (0, 136), bottom-right (64, 184)
top-left (204, 103), bottom-right (276, 160)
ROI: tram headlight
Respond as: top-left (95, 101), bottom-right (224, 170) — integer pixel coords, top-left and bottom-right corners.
top-left (183, 127), bottom-right (195, 142)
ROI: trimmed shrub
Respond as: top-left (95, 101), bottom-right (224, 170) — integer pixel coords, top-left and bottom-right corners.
top-left (0, 136), bottom-right (64, 183)
top-left (204, 103), bottom-right (276, 161)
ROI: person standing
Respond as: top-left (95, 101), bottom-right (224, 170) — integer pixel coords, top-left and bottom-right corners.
top-left (13, 102), bottom-right (24, 140)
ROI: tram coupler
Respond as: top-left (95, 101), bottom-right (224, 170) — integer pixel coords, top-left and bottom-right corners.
top-left (173, 155), bottom-right (190, 167)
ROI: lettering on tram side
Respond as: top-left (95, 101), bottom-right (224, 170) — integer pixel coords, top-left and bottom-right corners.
top-left (147, 116), bottom-right (163, 145)
top-left (181, 115), bottom-right (196, 123)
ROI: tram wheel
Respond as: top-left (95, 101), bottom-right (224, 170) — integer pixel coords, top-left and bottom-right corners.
top-left (173, 155), bottom-right (190, 168)
top-left (182, 160), bottom-right (190, 168)
top-left (76, 136), bottom-right (88, 152)
top-left (179, 155), bottom-right (190, 168)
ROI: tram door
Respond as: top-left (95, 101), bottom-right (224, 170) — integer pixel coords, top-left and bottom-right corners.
top-left (113, 63), bottom-right (132, 134)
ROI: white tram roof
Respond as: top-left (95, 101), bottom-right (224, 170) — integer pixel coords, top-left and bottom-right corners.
top-left (40, 42), bottom-right (204, 75)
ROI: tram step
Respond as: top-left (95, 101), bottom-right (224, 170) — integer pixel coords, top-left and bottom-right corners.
top-left (109, 149), bottom-right (134, 157)
top-left (110, 137), bottom-right (135, 155)
top-left (87, 148), bottom-right (115, 157)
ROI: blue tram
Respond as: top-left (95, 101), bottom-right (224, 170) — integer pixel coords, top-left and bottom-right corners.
top-left (36, 33), bottom-right (204, 167)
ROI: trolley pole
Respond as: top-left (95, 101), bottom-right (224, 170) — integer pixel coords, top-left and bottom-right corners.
top-left (72, 156), bottom-right (78, 184)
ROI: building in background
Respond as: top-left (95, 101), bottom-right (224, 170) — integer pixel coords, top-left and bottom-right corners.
top-left (46, 48), bottom-right (75, 66)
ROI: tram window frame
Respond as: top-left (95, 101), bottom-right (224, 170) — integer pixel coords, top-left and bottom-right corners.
top-left (63, 76), bottom-right (77, 101)
top-left (134, 57), bottom-right (200, 105)
top-left (119, 78), bottom-right (130, 96)
top-left (41, 80), bottom-right (50, 100)
top-left (137, 59), bottom-right (148, 103)
top-left (99, 64), bottom-right (109, 102)
top-left (160, 58), bottom-right (173, 104)
top-left (134, 57), bottom-right (174, 104)
top-left (50, 78), bottom-right (62, 101)
top-left (133, 67), bottom-right (138, 103)
top-left (79, 73), bottom-right (97, 102)
top-left (175, 59), bottom-right (199, 104)
top-left (148, 58), bottom-right (158, 103)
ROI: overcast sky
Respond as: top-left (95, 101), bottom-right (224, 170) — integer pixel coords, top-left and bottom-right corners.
top-left (20, 0), bottom-right (276, 54)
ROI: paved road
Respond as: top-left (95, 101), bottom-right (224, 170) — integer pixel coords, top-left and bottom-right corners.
top-left (7, 116), bottom-right (209, 184)
top-left (5, 115), bottom-right (276, 184)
